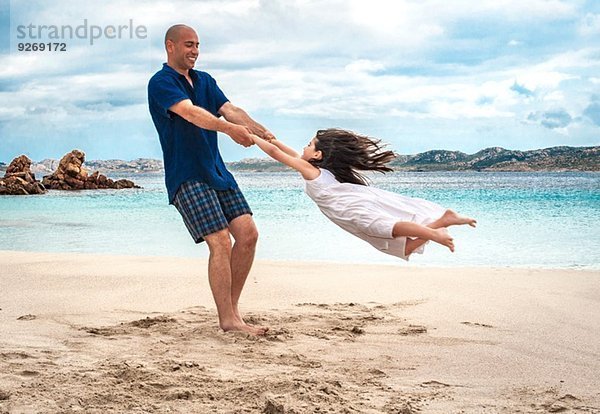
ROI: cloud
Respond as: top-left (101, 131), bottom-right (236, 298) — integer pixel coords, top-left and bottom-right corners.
top-left (579, 13), bottom-right (600, 36)
top-left (583, 97), bottom-right (600, 126)
top-left (510, 81), bottom-right (534, 97)
top-left (344, 60), bottom-right (386, 74)
top-left (527, 109), bottom-right (573, 129)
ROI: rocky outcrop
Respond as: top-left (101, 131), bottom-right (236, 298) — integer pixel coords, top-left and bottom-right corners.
top-left (0, 155), bottom-right (47, 195)
top-left (41, 150), bottom-right (140, 190)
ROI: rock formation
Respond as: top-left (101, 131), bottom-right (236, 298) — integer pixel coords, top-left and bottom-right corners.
top-left (41, 150), bottom-right (140, 190)
top-left (0, 155), bottom-right (46, 195)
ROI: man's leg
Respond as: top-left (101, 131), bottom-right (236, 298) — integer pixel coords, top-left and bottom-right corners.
top-left (203, 229), bottom-right (238, 331)
top-left (203, 228), bottom-right (265, 335)
top-left (228, 214), bottom-right (257, 309)
top-left (214, 184), bottom-right (267, 333)
top-left (227, 214), bottom-right (266, 330)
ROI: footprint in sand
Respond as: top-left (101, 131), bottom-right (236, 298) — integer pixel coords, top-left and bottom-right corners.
top-left (420, 380), bottom-right (451, 388)
top-left (543, 394), bottom-right (583, 413)
top-left (460, 321), bottom-right (494, 328)
top-left (0, 352), bottom-right (33, 360)
top-left (398, 325), bottom-right (427, 335)
top-left (129, 315), bottom-right (177, 328)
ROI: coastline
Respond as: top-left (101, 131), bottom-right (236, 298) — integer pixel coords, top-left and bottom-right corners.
top-left (1, 250), bottom-right (599, 412)
top-left (0, 247), bottom-right (598, 271)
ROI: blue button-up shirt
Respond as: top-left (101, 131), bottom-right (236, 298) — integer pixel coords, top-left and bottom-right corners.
top-left (148, 63), bottom-right (237, 203)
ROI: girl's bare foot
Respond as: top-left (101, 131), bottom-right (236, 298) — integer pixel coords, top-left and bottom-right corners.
top-left (440, 209), bottom-right (477, 228)
top-left (431, 228), bottom-right (454, 252)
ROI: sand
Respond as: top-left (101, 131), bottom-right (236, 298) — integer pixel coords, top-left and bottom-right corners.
top-left (0, 250), bottom-right (599, 413)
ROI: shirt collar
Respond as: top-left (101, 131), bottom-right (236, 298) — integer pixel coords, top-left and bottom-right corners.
top-left (162, 63), bottom-right (197, 80)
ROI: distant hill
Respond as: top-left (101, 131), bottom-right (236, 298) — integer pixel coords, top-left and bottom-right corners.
top-left (1, 146), bottom-right (598, 175)
top-left (390, 146), bottom-right (600, 172)
top-left (227, 146), bottom-right (600, 172)
top-left (226, 158), bottom-right (289, 172)
top-left (26, 158), bottom-right (165, 176)
top-left (84, 158), bottom-right (164, 173)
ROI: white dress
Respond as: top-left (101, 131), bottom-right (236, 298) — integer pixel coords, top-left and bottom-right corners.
top-left (304, 168), bottom-right (446, 260)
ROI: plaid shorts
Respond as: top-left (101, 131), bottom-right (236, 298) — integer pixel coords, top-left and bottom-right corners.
top-left (173, 180), bottom-right (253, 243)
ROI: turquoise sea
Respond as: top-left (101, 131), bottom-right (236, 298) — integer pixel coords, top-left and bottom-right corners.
top-left (1, 171), bottom-right (599, 269)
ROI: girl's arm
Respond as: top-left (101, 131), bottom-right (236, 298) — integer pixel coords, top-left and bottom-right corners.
top-left (270, 139), bottom-right (300, 158)
top-left (251, 135), bottom-right (320, 180)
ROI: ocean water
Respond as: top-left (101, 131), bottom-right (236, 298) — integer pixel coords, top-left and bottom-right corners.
top-left (0, 171), bottom-right (599, 269)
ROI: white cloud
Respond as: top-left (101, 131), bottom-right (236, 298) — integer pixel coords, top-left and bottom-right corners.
top-left (544, 91), bottom-right (566, 102)
top-left (418, 0), bottom-right (577, 22)
top-left (512, 71), bottom-right (576, 91)
top-left (578, 13), bottom-right (600, 36)
top-left (348, 0), bottom-right (444, 41)
top-left (0, 106), bottom-right (26, 121)
top-left (344, 60), bottom-right (385, 74)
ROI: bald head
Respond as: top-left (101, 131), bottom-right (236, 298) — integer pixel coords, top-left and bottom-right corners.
top-left (164, 24), bottom-right (196, 46)
top-left (164, 24), bottom-right (199, 72)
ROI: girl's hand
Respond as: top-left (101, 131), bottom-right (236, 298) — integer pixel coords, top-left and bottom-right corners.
top-left (263, 131), bottom-right (277, 143)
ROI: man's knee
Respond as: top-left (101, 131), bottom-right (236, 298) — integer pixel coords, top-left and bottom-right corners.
top-left (234, 225), bottom-right (258, 250)
top-left (230, 215), bottom-right (259, 248)
top-left (243, 225), bottom-right (259, 247)
top-left (204, 228), bottom-right (232, 252)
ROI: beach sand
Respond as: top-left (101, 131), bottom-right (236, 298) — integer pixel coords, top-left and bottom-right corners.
top-left (0, 250), bottom-right (599, 413)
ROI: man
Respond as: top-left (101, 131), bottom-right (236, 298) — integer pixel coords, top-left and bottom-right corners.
top-left (148, 24), bottom-right (272, 335)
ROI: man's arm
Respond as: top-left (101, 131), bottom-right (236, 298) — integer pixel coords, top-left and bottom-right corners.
top-left (169, 99), bottom-right (254, 147)
top-left (218, 102), bottom-right (274, 141)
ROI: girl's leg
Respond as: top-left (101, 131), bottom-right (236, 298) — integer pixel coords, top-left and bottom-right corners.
top-left (392, 221), bottom-right (454, 252)
top-left (404, 237), bottom-right (428, 256)
top-left (438, 209), bottom-right (477, 228)
top-left (403, 214), bottom-right (448, 255)
top-left (398, 209), bottom-right (477, 256)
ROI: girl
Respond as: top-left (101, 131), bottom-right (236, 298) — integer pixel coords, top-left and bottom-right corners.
top-left (252, 129), bottom-right (476, 260)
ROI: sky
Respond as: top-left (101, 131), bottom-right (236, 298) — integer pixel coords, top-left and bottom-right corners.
top-left (1, 0), bottom-right (599, 162)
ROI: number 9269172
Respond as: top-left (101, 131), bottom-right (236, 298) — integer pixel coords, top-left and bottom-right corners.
top-left (17, 43), bottom-right (67, 52)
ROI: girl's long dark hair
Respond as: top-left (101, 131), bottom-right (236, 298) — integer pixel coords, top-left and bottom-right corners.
top-left (308, 128), bottom-right (397, 185)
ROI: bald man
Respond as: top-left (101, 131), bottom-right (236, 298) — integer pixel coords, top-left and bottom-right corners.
top-left (148, 24), bottom-right (272, 335)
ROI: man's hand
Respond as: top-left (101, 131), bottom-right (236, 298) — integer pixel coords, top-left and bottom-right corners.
top-left (262, 131), bottom-right (277, 143)
top-left (224, 123), bottom-right (254, 147)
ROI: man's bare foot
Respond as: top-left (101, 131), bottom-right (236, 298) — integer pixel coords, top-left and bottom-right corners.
top-left (220, 320), bottom-right (268, 336)
top-left (234, 309), bottom-right (270, 333)
top-left (431, 228), bottom-right (454, 252)
top-left (440, 209), bottom-right (477, 228)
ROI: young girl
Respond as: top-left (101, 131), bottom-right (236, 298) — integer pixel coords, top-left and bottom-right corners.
top-left (252, 129), bottom-right (476, 260)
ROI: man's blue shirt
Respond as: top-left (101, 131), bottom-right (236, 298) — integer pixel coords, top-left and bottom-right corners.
top-left (148, 63), bottom-right (237, 203)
